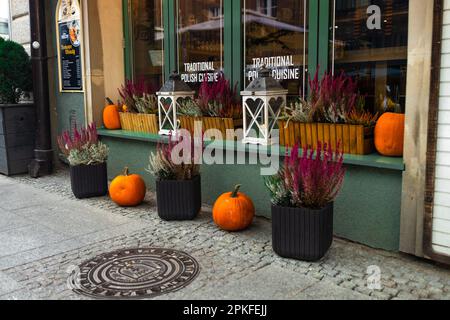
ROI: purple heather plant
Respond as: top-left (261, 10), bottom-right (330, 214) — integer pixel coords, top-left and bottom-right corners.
top-left (118, 78), bottom-right (158, 114)
top-left (147, 133), bottom-right (204, 181)
top-left (197, 73), bottom-right (241, 119)
top-left (308, 69), bottom-right (359, 124)
top-left (265, 142), bottom-right (345, 209)
top-left (57, 123), bottom-right (108, 166)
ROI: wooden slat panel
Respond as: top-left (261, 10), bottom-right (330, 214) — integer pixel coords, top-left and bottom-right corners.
top-left (436, 152), bottom-right (450, 166)
top-left (329, 124), bottom-right (336, 151)
top-left (311, 124), bottom-right (318, 149)
top-left (432, 218), bottom-right (450, 233)
top-left (323, 123), bottom-right (330, 146)
top-left (435, 178), bottom-right (450, 193)
top-left (432, 244), bottom-right (450, 256)
top-left (437, 138), bottom-right (450, 152)
top-left (435, 192), bottom-right (450, 207)
top-left (300, 123), bottom-right (307, 149)
top-left (317, 123), bottom-right (324, 146)
top-left (432, 231), bottom-right (450, 247)
top-left (438, 124), bottom-right (450, 138)
top-left (434, 205), bottom-right (450, 220)
top-left (349, 125), bottom-right (357, 155)
top-left (356, 126), bottom-right (364, 155)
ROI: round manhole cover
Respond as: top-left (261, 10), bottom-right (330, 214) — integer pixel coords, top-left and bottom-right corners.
top-left (68, 248), bottom-right (200, 299)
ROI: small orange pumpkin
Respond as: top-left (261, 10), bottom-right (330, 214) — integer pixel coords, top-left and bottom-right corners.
top-left (213, 185), bottom-right (255, 232)
top-left (375, 112), bottom-right (405, 157)
top-left (109, 167), bottom-right (146, 207)
top-left (103, 98), bottom-right (121, 130)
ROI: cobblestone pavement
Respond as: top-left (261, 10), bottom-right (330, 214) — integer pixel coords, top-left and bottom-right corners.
top-left (0, 167), bottom-right (449, 300)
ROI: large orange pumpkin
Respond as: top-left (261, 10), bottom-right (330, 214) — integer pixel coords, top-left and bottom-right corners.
top-left (103, 98), bottom-right (121, 130)
top-left (375, 112), bottom-right (405, 157)
top-left (109, 167), bottom-right (146, 207)
top-left (213, 185), bottom-right (255, 232)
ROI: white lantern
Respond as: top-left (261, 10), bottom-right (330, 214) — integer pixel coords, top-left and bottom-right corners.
top-left (241, 67), bottom-right (288, 145)
top-left (157, 72), bottom-right (195, 136)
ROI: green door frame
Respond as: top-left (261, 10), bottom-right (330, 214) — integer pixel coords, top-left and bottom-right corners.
top-left (123, 0), bottom-right (331, 90)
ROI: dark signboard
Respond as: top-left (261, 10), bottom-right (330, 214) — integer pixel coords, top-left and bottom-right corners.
top-left (58, 20), bottom-right (83, 91)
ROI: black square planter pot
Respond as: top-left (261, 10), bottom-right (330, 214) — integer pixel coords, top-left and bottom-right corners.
top-left (156, 175), bottom-right (201, 221)
top-left (272, 203), bottom-right (334, 262)
top-left (70, 163), bottom-right (108, 199)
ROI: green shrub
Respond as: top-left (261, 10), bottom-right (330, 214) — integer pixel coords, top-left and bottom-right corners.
top-left (0, 38), bottom-right (32, 104)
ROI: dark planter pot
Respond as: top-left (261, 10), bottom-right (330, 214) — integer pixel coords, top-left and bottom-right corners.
top-left (272, 203), bottom-right (334, 262)
top-left (156, 175), bottom-right (201, 221)
top-left (70, 163), bottom-right (108, 199)
top-left (0, 104), bottom-right (36, 176)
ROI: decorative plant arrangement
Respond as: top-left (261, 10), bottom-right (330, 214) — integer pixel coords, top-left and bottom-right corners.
top-left (0, 38), bottom-right (36, 176)
top-left (147, 134), bottom-right (203, 221)
top-left (265, 142), bottom-right (345, 261)
top-left (58, 123), bottom-right (109, 199)
top-left (279, 70), bottom-right (378, 155)
top-left (0, 38), bottom-right (32, 104)
top-left (213, 185), bottom-right (255, 232)
top-left (178, 73), bottom-right (242, 140)
top-left (117, 79), bottom-right (159, 134)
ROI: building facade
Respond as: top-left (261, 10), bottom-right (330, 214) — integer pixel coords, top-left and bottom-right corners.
top-left (8, 0), bottom-right (31, 53)
top-left (0, 17), bottom-right (9, 40)
top-left (27, 0), bottom-right (449, 262)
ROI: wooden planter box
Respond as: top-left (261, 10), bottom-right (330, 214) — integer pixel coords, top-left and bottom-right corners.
top-left (278, 121), bottom-right (374, 155)
top-left (119, 113), bottom-right (159, 134)
top-left (0, 103), bottom-right (35, 176)
top-left (179, 116), bottom-right (243, 140)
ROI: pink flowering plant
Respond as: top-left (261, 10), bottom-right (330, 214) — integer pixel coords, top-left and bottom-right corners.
top-left (57, 123), bottom-right (108, 166)
top-left (282, 70), bottom-right (365, 125)
top-left (196, 73), bottom-right (242, 119)
top-left (147, 133), bottom-right (204, 181)
top-left (265, 142), bottom-right (346, 209)
top-left (118, 79), bottom-right (158, 114)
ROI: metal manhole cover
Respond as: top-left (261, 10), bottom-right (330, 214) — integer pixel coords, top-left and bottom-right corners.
top-left (68, 248), bottom-right (200, 299)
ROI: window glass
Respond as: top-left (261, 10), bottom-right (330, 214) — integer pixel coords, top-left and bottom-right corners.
top-left (330, 0), bottom-right (409, 112)
top-left (177, 0), bottom-right (224, 89)
top-left (244, 0), bottom-right (308, 96)
top-left (131, 0), bottom-right (164, 92)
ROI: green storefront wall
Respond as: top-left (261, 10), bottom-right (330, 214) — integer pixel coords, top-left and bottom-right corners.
top-left (98, 130), bottom-right (403, 252)
top-left (51, 0), bottom-right (86, 134)
top-left (50, 0), bottom-right (405, 252)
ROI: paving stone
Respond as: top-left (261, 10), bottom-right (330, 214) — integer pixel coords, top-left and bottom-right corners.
top-left (0, 169), bottom-right (449, 300)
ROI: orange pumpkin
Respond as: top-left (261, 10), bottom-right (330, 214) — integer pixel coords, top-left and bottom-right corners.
top-left (109, 167), bottom-right (146, 207)
top-left (375, 112), bottom-right (405, 157)
top-left (213, 185), bottom-right (255, 232)
top-left (103, 98), bottom-right (121, 130)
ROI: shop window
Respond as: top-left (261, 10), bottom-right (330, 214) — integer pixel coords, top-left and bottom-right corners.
top-left (244, 0), bottom-right (308, 96)
top-left (177, 0), bottom-right (224, 89)
top-left (330, 0), bottom-right (409, 113)
top-left (131, 0), bottom-right (164, 92)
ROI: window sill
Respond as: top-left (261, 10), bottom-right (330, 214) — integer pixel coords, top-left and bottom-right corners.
top-left (98, 128), bottom-right (405, 171)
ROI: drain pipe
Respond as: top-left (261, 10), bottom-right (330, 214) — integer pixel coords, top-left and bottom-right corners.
top-left (28, 0), bottom-right (53, 178)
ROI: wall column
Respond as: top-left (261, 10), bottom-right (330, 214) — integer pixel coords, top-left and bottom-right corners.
top-left (400, 0), bottom-right (435, 256)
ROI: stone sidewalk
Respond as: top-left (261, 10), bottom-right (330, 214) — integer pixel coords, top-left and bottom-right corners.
top-left (0, 168), bottom-right (449, 300)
